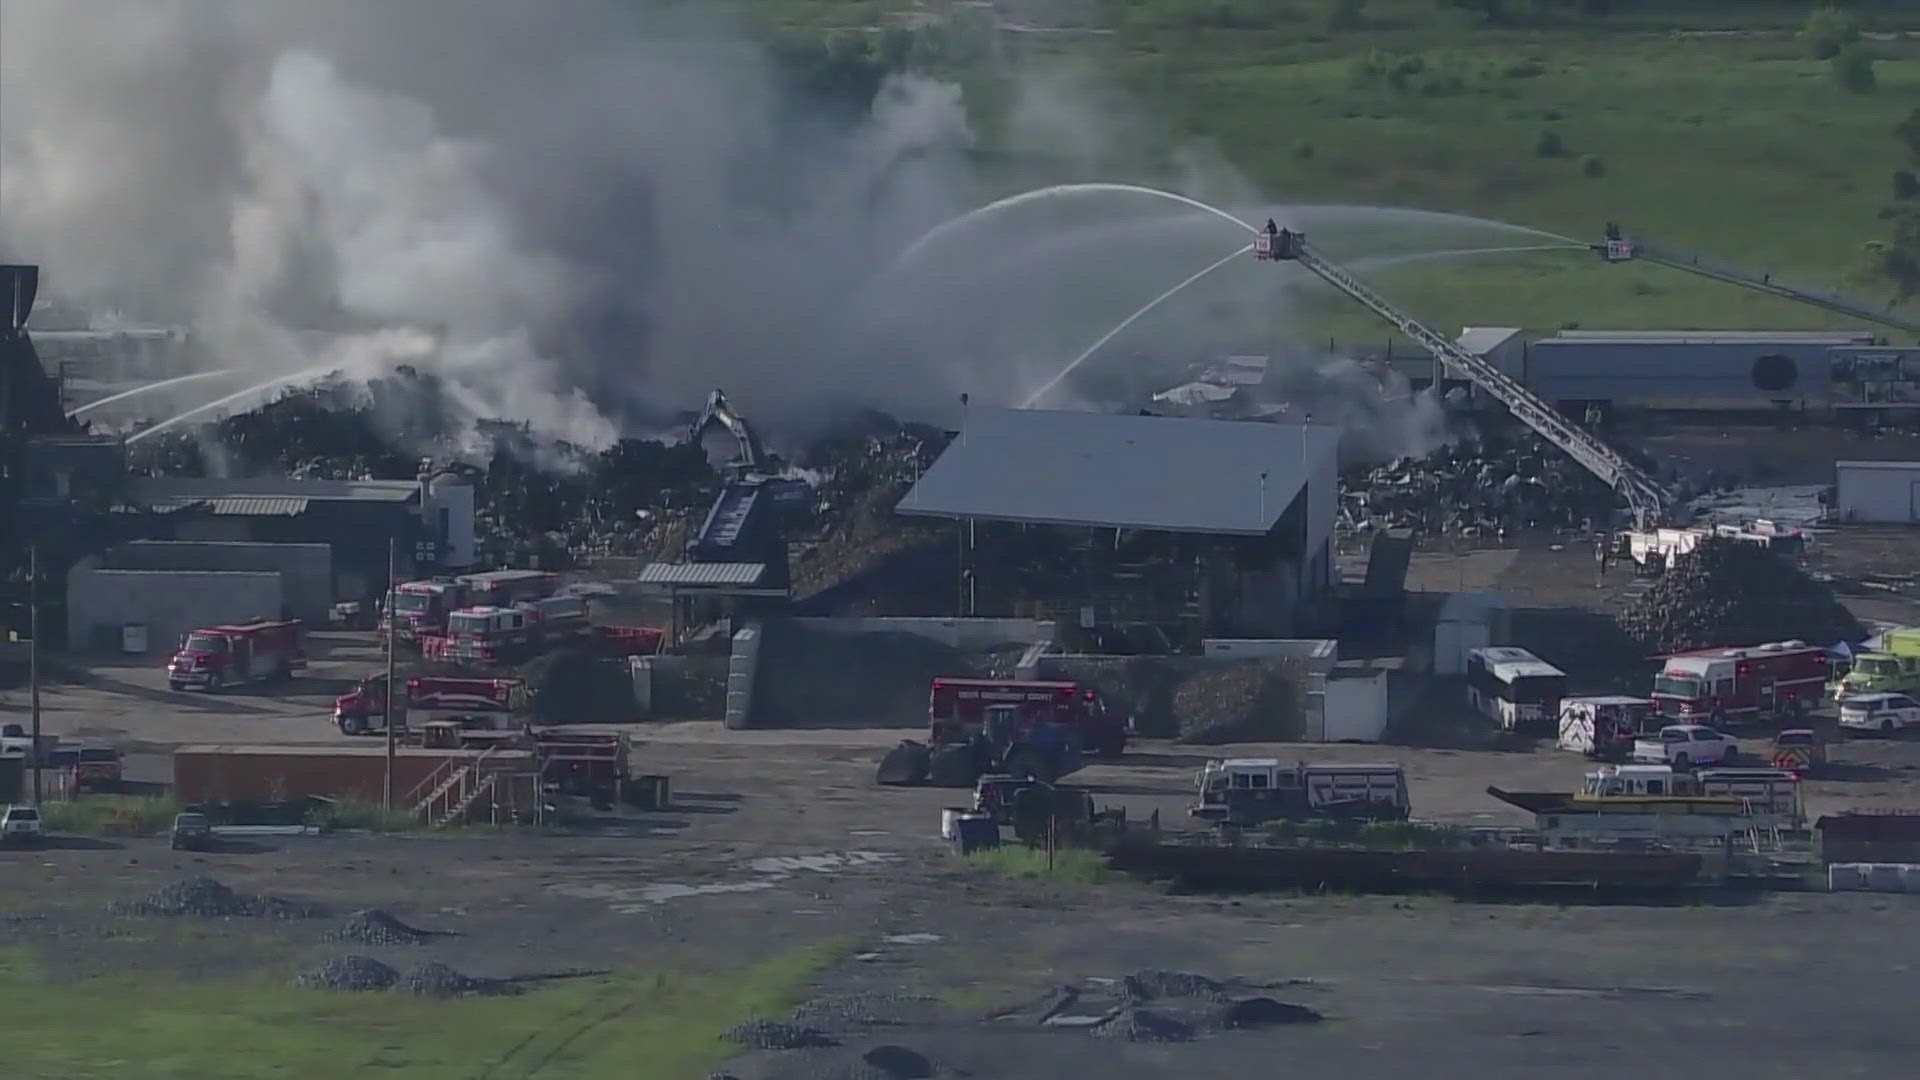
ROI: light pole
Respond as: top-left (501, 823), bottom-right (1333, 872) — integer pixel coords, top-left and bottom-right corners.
top-left (383, 536), bottom-right (397, 810)
top-left (28, 545), bottom-right (42, 806)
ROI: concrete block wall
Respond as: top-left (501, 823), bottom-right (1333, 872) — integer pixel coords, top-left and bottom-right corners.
top-left (100, 541), bottom-right (333, 623)
top-left (794, 617), bottom-right (1056, 650)
top-left (67, 568), bottom-right (284, 656)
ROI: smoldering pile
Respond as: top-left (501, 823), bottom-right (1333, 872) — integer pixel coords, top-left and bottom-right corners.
top-left (1617, 538), bottom-right (1861, 655)
top-left (1340, 429), bottom-right (1633, 538)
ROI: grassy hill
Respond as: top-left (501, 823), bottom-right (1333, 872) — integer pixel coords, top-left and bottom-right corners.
top-left (751, 0), bottom-right (1920, 343)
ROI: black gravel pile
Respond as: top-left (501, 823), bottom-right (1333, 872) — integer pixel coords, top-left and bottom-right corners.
top-left (327, 909), bottom-right (429, 946)
top-left (111, 876), bottom-right (320, 919)
top-left (726, 1019), bottom-right (838, 1050)
top-left (1094, 1007), bottom-right (1195, 1043)
top-left (753, 620), bottom-right (982, 727)
top-left (1215, 996), bottom-right (1323, 1028)
top-left (1618, 538), bottom-right (1861, 654)
top-left (395, 962), bottom-right (517, 998)
top-left (861, 1044), bottom-right (936, 1079)
top-left (790, 992), bottom-right (941, 1028)
top-left (294, 955), bottom-right (398, 991)
top-left (1123, 970), bottom-right (1229, 1002)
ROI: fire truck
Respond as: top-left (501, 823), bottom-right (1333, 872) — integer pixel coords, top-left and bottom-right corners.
top-left (1651, 640), bottom-right (1829, 726)
top-left (929, 678), bottom-right (1129, 758)
top-left (438, 595), bottom-right (591, 665)
top-left (383, 569), bottom-right (560, 644)
top-left (873, 678), bottom-right (1132, 788)
top-left (333, 674), bottom-right (530, 736)
top-left (167, 619), bottom-right (307, 692)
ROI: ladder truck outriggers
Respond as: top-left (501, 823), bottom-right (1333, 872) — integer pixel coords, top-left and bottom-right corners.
top-left (1252, 221), bottom-right (1673, 528)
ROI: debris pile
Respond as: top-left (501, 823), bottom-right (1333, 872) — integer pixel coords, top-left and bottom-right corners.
top-left (1124, 970), bottom-right (1230, 1002)
top-left (753, 620), bottom-right (986, 727)
top-left (1171, 661), bottom-right (1307, 744)
top-left (396, 962), bottom-right (517, 998)
top-left (1341, 430), bottom-right (1628, 538)
top-left (1094, 1007), bottom-right (1196, 1043)
top-left (860, 1045), bottom-right (937, 1079)
top-left (1617, 538), bottom-right (1861, 654)
top-left (294, 955), bottom-right (399, 991)
top-left (1214, 996), bottom-right (1324, 1028)
top-left (725, 1019), bottom-right (838, 1050)
top-left (111, 876), bottom-right (321, 919)
top-left (789, 992), bottom-right (942, 1029)
top-left (326, 908), bottom-right (430, 946)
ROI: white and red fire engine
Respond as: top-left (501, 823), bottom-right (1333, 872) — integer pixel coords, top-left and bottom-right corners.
top-left (333, 674), bottom-right (530, 736)
top-left (1651, 640), bottom-right (1828, 726)
top-left (438, 595), bottom-right (591, 665)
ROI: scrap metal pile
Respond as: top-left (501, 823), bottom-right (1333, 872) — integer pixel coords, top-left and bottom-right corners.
top-left (1617, 537), bottom-right (1861, 654)
top-left (1339, 428), bottom-right (1655, 538)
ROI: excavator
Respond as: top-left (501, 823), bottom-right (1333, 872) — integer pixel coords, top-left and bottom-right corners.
top-left (685, 390), bottom-right (790, 587)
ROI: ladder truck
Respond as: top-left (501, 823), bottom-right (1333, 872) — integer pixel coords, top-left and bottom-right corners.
top-left (1252, 224), bottom-right (1672, 528)
top-left (1594, 223), bottom-right (1920, 338)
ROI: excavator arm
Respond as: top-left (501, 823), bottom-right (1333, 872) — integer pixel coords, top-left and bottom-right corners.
top-left (689, 389), bottom-right (765, 475)
top-left (1595, 224), bottom-right (1920, 338)
top-left (1254, 229), bottom-right (1671, 527)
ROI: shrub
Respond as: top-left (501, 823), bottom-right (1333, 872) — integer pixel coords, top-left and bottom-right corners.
top-left (1895, 170), bottom-right (1920, 201)
top-left (1294, 142), bottom-right (1315, 161)
top-left (1832, 45), bottom-right (1876, 93)
top-left (1581, 154), bottom-right (1605, 177)
top-left (1503, 60), bottom-right (1545, 79)
top-left (1534, 129), bottom-right (1565, 157)
top-left (1802, 5), bottom-right (1859, 61)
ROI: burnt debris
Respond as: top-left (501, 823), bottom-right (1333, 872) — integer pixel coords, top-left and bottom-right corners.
top-left (1617, 538), bottom-right (1861, 654)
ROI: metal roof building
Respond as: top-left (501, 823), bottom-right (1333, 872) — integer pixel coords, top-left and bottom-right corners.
top-left (895, 407), bottom-right (1340, 537)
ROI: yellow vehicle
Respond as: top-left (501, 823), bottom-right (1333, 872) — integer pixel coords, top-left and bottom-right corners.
top-left (1836, 629), bottom-right (1920, 701)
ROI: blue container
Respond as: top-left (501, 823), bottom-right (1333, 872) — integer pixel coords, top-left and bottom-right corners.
top-left (952, 814), bottom-right (1000, 855)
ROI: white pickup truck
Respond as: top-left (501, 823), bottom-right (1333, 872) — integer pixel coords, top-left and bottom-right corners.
top-left (1633, 724), bottom-right (1740, 769)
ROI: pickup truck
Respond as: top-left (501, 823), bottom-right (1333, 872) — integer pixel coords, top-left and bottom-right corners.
top-left (1633, 724), bottom-right (1740, 770)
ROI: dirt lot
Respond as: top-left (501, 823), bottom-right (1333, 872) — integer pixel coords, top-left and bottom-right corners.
top-left (10, 636), bottom-right (1920, 1076)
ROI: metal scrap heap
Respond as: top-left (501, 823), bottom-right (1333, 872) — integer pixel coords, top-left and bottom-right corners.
top-left (1339, 431), bottom-right (1623, 538)
top-left (1617, 537), bottom-right (1861, 654)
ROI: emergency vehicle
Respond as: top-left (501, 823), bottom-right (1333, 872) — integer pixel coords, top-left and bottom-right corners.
top-left (928, 678), bottom-right (1129, 758)
top-left (1650, 640), bottom-right (1828, 726)
top-left (1557, 696), bottom-right (1659, 761)
top-left (441, 595), bottom-right (590, 665)
top-left (333, 674), bottom-right (530, 736)
top-left (1191, 759), bottom-right (1410, 825)
top-left (167, 619), bottom-right (307, 692)
top-left (383, 569), bottom-right (560, 643)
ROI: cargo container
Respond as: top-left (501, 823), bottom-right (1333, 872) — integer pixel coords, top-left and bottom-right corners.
top-left (171, 743), bottom-right (536, 805)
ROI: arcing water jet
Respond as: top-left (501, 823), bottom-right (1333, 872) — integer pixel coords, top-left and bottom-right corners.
top-left (66, 369), bottom-right (238, 418)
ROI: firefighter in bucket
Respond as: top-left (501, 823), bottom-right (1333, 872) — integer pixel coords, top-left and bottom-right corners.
top-left (1253, 219), bottom-right (1301, 261)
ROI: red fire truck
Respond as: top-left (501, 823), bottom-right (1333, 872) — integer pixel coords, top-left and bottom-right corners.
top-left (167, 619), bottom-right (307, 692)
top-left (1651, 640), bottom-right (1829, 726)
top-left (439, 595), bottom-right (591, 665)
top-left (383, 570), bottom-right (560, 644)
top-left (928, 678), bottom-right (1129, 757)
top-left (334, 674), bottom-right (530, 736)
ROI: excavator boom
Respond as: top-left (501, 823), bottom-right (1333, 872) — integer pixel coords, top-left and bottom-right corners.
top-left (1254, 229), bottom-right (1670, 527)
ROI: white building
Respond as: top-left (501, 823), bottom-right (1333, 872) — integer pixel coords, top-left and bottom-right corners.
top-left (1835, 460), bottom-right (1920, 524)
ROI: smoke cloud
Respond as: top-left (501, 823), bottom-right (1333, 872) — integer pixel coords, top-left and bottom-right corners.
top-left (0, 0), bottom-right (1523, 460)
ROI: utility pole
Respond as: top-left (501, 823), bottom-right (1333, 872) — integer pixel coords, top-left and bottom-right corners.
top-left (28, 545), bottom-right (42, 806)
top-left (383, 536), bottom-right (397, 810)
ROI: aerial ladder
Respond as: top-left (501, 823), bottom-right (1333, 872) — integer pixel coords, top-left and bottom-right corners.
top-left (1594, 223), bottom-right (1920, 338)
top-left (1253, 224), bottom-right (1671, 527)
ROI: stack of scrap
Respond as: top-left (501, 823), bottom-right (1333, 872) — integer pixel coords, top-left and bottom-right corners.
top-left (1618, 538), bottom-right (1860, 654)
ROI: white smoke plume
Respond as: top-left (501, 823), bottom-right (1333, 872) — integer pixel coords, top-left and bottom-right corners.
top-left (0, 0), bottom-right (1511, 455)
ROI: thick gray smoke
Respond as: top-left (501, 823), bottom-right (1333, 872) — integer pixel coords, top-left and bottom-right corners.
top-left (0, 0), bottom-right (1511, 456)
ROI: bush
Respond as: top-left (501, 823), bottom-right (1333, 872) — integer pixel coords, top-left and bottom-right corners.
top-left (40, 795), bottom-right (180, 837)
top-left (1802, 5), bottom-right (1859, 61)
top-left (1895, 170), bottom-right (1920, 201)
top-left (1832, 45), bottom-right (1876, 93)
top-left (1534, 129), bottom-right (1565, 157)
top-left (1503, 60), bottom-right (1546, 79)
top-left (1581, 154), bottom-right (1605, 177)
top-left (965, 846), bottom-right (1114, 885)
top-left (1327, 0), bottom-right (1366, 31)
top-left (1294, 142), bottom-right (1315, 161)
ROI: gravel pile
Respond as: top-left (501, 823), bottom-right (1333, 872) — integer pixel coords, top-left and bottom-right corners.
top-left (1123, 970), bottom-right (1229, 1002)
top-left (1094, 1007), bottom-right (1195, 1043)
top-left (327, 908), bottom-right (429, 946)
top-left (1618, 538), bottom-right (1860, 655)
top-left (1172, 661), bottom-right (1306, 744)
top-left (294, 955), bottom-right (398, 991)
top-left (790, 992), bottom-right (941, 1028)
top-left (1215, 996), bottom-right (1323, 1028)
top-left (725, 1018), bottom-right (838, 1050)
top-left (861, 1044), bottom-right (936, 1079)
top-left (396, 961), bottom-right (517, 998)
top-left (112, 876), bottom-right (320, 919)
top-left (754, 621), bottom-right (983, 727)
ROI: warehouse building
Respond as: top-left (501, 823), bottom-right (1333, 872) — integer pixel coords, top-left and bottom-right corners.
top-left (895, 408), bottom-right (1341, 637)
top-left (1834, 460), bottom-right (1920, 524)
top-left (66, 541), bottom-right (334, 654)
top-left (124, 473), bottom-right (475, 598)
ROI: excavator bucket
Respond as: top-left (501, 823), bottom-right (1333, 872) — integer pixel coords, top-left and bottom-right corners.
top-left (875, 741), bottom-right (931, 786)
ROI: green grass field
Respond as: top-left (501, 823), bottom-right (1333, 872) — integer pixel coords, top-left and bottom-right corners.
top-left (752, 0), bottom-right (1920, 339)
top-left (0, 943), bottom-right (841, 1079)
